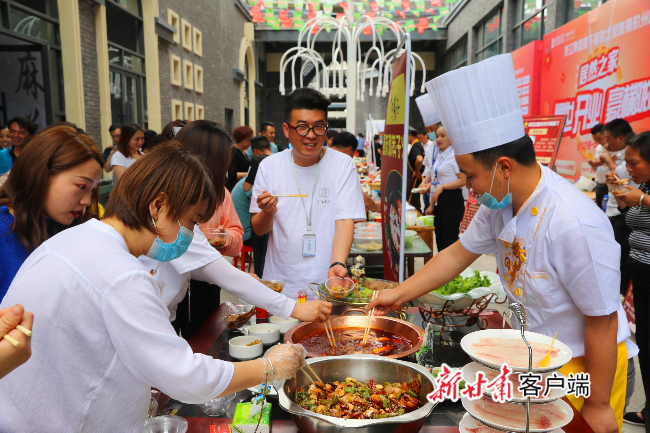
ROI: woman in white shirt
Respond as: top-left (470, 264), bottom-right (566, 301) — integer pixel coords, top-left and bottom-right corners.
top-left (111, 123), bottom-right (145, 183)
top-left (0, 143), bottom-right (307, 432)
top-left (423, 125), bottom-right (467, 252)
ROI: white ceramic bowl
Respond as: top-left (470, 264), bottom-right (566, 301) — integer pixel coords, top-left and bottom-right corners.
top-left (248, 324), bottom-right (281, 344)
top-left (269, 316), bottom-right (300, 334)
top-left (229, 335), bottom-right (264, 360)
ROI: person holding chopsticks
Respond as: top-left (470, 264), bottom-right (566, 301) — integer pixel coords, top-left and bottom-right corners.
top-left (142, 120), bottom-right (332, 337)
top-left (0, 143), bottom-right (309, 432)
top-left (251, 88), bottom-right (366, 301)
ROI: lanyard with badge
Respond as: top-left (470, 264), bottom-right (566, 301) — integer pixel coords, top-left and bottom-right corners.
top-left (291, 150), bottom-right (322, 257)
top-left (430, 148), bottom-right (445, 190)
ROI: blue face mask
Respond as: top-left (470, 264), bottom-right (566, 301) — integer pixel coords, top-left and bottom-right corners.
top-left (427, 132), bottom-right (436, 141)
top-left (146, 219), bottom-right (194, 262)
top-left (476, 162), bottom-right (512, 210)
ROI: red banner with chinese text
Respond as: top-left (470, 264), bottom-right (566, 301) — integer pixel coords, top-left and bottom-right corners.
top-left (540, 0), bottom-right (650, 180)
top-left (511, 40), bottom-right (543, 116)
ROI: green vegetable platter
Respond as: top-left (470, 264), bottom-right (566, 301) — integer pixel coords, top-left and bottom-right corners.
top-left (418, 268), bottom-right (505, 309)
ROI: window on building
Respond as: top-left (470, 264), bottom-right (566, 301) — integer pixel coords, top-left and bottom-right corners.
top-left (225, 108), bottom-right (234, 133)
top-left (243, 57), bottom-right (250, 127)
top-left (476, 7), bottom-right (505, 61)
top-left (565, 0), bottom-right (608, 24)
top-left (444, 36), bottom-right (468, 72)
top-left (0, 0), bottom-right (64, 125)
top-left (106, 0), bottom-right (146, 127)
top-left (513, 0), bottom-right (547, 50)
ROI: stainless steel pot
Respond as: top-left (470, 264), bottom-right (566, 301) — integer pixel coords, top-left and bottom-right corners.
top-left (278, 354), bottom-right (438, 433)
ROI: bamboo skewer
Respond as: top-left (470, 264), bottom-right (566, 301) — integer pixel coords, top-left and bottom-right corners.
top-left (362, 291), bottom-right (378, 346)
top-left (271, 194), bottom-right (309, 198)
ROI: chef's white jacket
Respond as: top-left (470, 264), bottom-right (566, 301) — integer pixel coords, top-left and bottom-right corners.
top-left (461, 164), bottom-right (637, 358)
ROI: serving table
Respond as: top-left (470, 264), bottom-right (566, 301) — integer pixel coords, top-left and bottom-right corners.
top-left (157, 304), bottom-right (593, 433)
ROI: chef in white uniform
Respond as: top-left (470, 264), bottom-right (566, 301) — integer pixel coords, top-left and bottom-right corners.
top-left (368, 54), bottom-right (634, 433)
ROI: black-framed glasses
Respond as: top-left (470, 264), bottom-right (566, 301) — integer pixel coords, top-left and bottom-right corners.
top-left (288, 123), bottom-right (329, 137)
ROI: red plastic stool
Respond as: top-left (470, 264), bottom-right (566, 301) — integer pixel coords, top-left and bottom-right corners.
top-left (234, 245), bottom-right (254, 273)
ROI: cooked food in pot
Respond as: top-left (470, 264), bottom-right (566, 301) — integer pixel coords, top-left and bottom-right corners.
top-left (299, 328), bottom-right (413, 356)
top-left (295, 377), bottom-right (423, 419)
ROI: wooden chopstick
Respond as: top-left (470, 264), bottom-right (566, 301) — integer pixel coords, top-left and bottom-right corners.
top-left (323, 320), bottom-right (336, 348)
top-left (362, 292), bottom-right (378, 346)
top-left (302, 364), bottom-right (324, 384)
top-left (271, 194), bottom-right (309, 197)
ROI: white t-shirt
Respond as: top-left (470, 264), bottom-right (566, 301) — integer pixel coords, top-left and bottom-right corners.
top-left (605, 149), bottom-right (626, 217)
top-left (250, 149), bottom-right (366, 300)
top-left (0, 219), bottom-right (233, 432)
top-left (111, 150), bottom-right (138, 183)
top-left (594, 144), bottom-right (607, 184)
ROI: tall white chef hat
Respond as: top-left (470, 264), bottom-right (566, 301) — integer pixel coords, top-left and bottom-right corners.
top-left (415, 94), bottom-right (440, 127)
top-left (374, 120), bottom-right (385, 134)
top-left (424, 54), bottom-right (524, 156)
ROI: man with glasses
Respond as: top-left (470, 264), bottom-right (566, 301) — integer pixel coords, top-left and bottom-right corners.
top-left (250, 88), bottom-right (365, 300)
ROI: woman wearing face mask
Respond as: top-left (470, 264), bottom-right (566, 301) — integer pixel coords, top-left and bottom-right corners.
top-left (140, 121), bottom-right (331, 338)
top-left (112, 123), bottom-right (145, 182)
top-left (0, 125), bottom-right (103, 301)
top-left (0, 143), bottom-right (308, 431)
top-left (423, 124), bottom-right (467, 252)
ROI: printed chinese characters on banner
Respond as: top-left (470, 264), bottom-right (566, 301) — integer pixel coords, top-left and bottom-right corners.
top-left (536, 0), bottom-right (650, 180)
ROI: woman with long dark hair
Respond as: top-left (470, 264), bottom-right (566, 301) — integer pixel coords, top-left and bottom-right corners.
top-left (112, 123), bottom-right (144, 182)
top-left (609, 131), bottom-right (650, 430)
top-left (0, 125), bottom-right (103, 300)
top-left (0, 143), bottom-right (308, 431)
top-left (141, 120), bottom-right (331, 339)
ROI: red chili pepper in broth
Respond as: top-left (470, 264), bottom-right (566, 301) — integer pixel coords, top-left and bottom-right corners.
top-left (369, 380), bottom-right (373, 388)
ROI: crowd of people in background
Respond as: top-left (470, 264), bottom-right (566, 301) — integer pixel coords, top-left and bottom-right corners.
top-left (0, 84), bottom-right (649, 430)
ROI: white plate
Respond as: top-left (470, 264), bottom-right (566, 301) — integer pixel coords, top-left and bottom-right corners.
top-left (460, 329), bottom-right (573, 373)
top-left (459, 412), bottom-right (565, 433)
top-left (247, 384), bottom-right (278, 397)
top-left (461, 362), bottom-right (567, 404)
top-left (462, 397), bottom-right (573, 433)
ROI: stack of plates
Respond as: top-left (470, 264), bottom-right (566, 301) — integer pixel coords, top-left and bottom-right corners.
top-left (458, 329), bottom-right (574, 433)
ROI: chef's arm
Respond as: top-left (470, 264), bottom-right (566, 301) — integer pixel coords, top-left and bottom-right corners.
top-left (367, 241), bottom-right (479, 313)
top-left (328, 219), bottom-right (354, 279)
top-left (441, 173), bottom-right (467, 191)
top-left (581, 312), bottom-right (619, 431)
